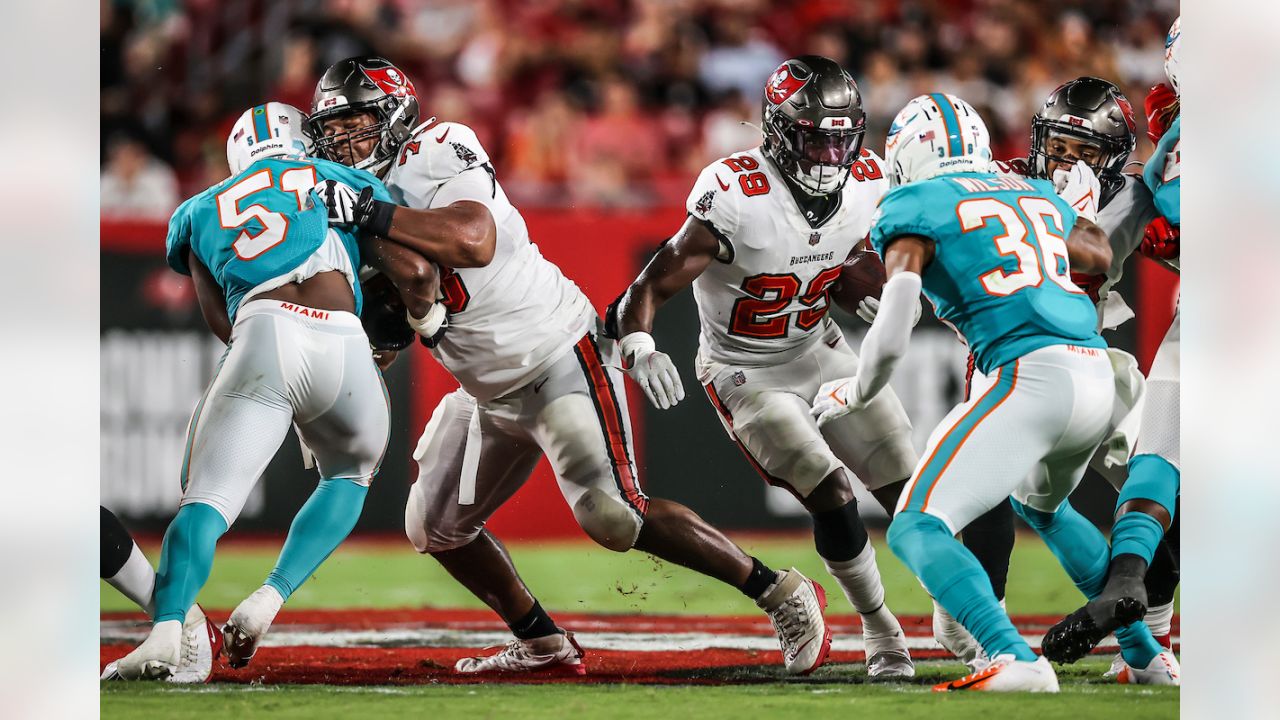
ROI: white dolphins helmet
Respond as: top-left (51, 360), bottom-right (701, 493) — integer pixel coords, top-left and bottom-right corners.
top-left (1164, 16), bottom-right (1181, 97)
top-left (884, 93), bottom-right (992, 187)
top-left (226, 102), bottom-right (314, 175)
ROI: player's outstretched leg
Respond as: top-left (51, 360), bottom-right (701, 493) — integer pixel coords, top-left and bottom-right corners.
top-left (1041, 454), bottom-right (1179, 664)
top-left (633, 498), bottom-right (832, 676)
top-left (935, 501), bottom-right (1016, 671)
top-left (803, 470), bottom-right (912, 678)
top-left (1011, 500), bottom-right (1176, 683)
top-left (888, 511), bottom-right (1058, 692)
top-left (223, 477), bottom-right (370, 669)
top-left (100, 507), bottom-right (223, 683)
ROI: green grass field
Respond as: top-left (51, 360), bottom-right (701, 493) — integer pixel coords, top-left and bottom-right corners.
top-left (100, 534), bottom-right (1178, 718)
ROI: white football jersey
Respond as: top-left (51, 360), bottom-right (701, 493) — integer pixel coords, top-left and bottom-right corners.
top-left (385, 122), bottom-right (594, 402)
top-left (993, 160), bottom-right (1157, 330)
top-left (687, 146), bottom-right (888, 368)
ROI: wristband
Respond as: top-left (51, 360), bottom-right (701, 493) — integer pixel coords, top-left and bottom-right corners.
top-left (355, 186), bottom-right (396, 237)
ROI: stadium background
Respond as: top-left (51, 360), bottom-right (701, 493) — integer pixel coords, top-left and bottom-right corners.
top-left (100, 0), bottom-right (1180, 538)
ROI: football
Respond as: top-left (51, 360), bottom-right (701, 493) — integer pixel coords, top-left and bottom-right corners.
top-left (828, 249), bottom-right (887, 315)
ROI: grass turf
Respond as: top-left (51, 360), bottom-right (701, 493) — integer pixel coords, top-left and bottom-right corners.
top-left (101, 660), bottom-right (1178, 720)
top-left (100, 533), bottom-right (1114, 615)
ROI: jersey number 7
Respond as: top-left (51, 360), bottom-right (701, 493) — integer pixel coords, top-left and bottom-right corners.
top-left (216, 167), bottom-right (318, 260)
top-left (958, 197), bottom-right (1082, 297)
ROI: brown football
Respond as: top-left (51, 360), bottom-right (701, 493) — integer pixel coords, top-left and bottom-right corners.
top-left (829, 250), bottom-right (887, 315)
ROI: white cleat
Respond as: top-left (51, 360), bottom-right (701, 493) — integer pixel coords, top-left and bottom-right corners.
top-left (223, 585), bottom-right (284, 669)
top-left (114, 619), bottom-right (182, 680)
top-left (454, 631), bottom-right (586, 676)
top-left (757, 568), bottom-right (832, 676)
top-left (932, 599), bottom-right (991, 673)
top-left (933, 654), bottom-right (1059, 693)
top-left (865, 626), bottom-right (915, 678)
top-left (1115, 650), bottom-right (1181, 686)
top-left (169, 604), bottom-right (224, 683)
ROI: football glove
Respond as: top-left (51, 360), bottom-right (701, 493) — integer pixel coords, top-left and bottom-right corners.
top-left (619, 332), bottom-right (684, 410)
top-left (1144, 83), bottom-right (1179, 145)
top-left (313, 181), bottom-right (396, 236)
top-left (360, 275), bottom-right (416, 352)
top-left (1052, 160), bottom-right (1101, 223)
top-left (811, 377), bottom-right (866, 427)
top-left (1140, 215), bottom-right (1180, 260)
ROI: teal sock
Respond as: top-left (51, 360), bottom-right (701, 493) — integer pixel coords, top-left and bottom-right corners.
top-left (1115, 621), bottom-right (1164, 668)
top-left (888, 511), bottom-right (1036, 662)
top-left (1113, 454), bottom-right (1179, 563)
top-left (153, 502), bottom-right (228, 623)
top-left (1011, 500), bottom-right (1109, 598)
top-left (1110, 513), bottom-right (1165, 564)
top-left (265, 478), bottom-right (369, 600)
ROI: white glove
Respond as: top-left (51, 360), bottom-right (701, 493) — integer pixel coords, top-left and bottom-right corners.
top-left (619, 332), bottom-right (685, 410)
top-left (313, 179), bottom-right (361, 226)
top-left (1052, 160), bottom-right (1101, 223)
top-left (856, 295), bottom-right (923, 326)
top-left (811, 377), bottom-right (866, 427)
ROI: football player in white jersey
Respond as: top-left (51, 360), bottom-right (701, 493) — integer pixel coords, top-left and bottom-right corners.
top-left (611, 56), bottom-right (916, 678)
top-left (914, 77), bottom-right (1179, 685)
top-left (307, 56), bottom-right (833, 677)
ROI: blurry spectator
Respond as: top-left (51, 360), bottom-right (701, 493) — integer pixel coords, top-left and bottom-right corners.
top-left (101, 136), bottom-right (179, 220)
top-left (270, 35), bottom-right (321, 112)
top-left (570, 78), bottom-right (664, 207)
top-left (701, 91), bottom-right (762, 162)
top-left (698, 9), bottom-right (785, 101)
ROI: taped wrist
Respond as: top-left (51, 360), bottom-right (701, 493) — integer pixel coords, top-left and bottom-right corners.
top-left (618, 332), bottom-right (656, 369)
top-left (407, 304), bottom-right (449, 348)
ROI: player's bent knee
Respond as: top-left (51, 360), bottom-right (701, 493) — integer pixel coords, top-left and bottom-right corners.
top-left (572, 488), bottom-right (642, 552)
top-left (887, 511), bottom-right (950, 565)
top-left (1009, 498), bottom-right (1056, 531)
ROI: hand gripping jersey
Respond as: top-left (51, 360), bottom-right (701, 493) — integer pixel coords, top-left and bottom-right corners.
top-left (686, 146), bottom-right (888, 367)
top-left (1144, 116), bottom-right (1180, 227)
top-left (994, 160), bottom-right (1159, 330)
top-left (166, 156), bottom-right (389, 320)
top-left (385, 122), bottom-right (595, 402)
top-left (871, 172), bottom-right (1106, 374)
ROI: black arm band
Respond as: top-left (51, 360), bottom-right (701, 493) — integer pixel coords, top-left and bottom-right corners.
top-left (362, 198), bottom-right (397, 238)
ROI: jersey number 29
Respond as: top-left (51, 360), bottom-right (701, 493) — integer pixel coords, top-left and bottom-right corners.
top-left (216, 167), bottom-right (318, 260)
top-left (958, 197), bottom-right (1082, 297)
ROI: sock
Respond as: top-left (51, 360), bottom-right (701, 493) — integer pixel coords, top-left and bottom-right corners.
top-left (811, 499), bottom-right (869, 562)
top-left (961, 500), bottom-right (1015, 600)
top-left (888, 511), bottom-right (1035, 662)
top-left (265, 478), bottom-right (369, 600)
top-left (1145, 601), bottom-right (1175, 647)
top-left (1010, 500), bottom-right (1109, 598)
top-left (823, 542), bottom-right (900, 637)
top-left (1110, 513), bottom-right (1165, 564)
top-left (101, 506), bottom-right (135, 577)
top-left (153, 502), bottom-right (229, 623)
top-left (509, 600), bottom-right (560, 640)
top-left (1116, 621), bottom-right (1165, 668)
top-left (738, 557), bottom-right (780, 601)
top-left (102, 506), bottom-right (157, 616)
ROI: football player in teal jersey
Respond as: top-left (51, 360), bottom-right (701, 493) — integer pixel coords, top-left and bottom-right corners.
top-left (810, 93), bottom-right (1173, 691)
top-left (112, 103), bottom-right (404, 680)
top-left (1042, 17), bottom-right (1183, 678)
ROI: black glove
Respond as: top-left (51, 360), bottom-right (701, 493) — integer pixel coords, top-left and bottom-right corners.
top-left (360, 274), bottom-right (415, 351)
top-left (314, 181), bottom-right (396, 236)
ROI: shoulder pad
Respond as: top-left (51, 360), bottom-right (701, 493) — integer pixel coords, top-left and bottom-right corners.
top-left (686, 157), bottom-right (744, 240)
top-left (389, 122), bottom-right (490, 195)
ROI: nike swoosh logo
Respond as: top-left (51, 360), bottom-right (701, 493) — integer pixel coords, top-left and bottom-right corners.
top-left (716, 175), bottom-right (730, 191)
top-left (533, 378), bottom-right (549, 393)
top-left (436, 128), bottom-right (451, 143)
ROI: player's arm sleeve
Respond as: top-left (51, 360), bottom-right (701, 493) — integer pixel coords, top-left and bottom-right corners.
top-left (855, 271), bottom-right (922, 404)
top-left (685, 162), bottom-right (742, 263)
top-left (164, 197), bottom-right (196, 276)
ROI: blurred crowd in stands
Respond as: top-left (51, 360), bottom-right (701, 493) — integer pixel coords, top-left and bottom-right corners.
top-left (101, 0), bottom-right (1178, 216)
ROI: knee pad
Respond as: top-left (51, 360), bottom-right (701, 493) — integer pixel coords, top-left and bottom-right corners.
top-left (572, 488), bottom-right (642, 552)
top-left (1119, 454), bottom-right (1180, 517)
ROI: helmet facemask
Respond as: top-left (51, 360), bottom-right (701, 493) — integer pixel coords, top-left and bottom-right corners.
top-left (310, 94), bottom-right (414, 176)
top-left (1030, 120), bottom-right (1131, 182)
top-left (765, 111), bottom-right (864, 196)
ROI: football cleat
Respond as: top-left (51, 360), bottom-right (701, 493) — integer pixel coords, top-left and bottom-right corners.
top-left (865, 629), bottom-right (915, 678)
top-left (933, 654), bottom-right (1059, 693)
top-left (169, 605), bottom-right (224, 683)
top-left (1041, 595), bottom-right (1146, 664)
top-left (223, 585), bottom-right (284, 669)
top-left (114, 619), bottom-right (182, 680)
top-left (454, 630), bottom-right (586, 675)
top-left (1115, 650), bottom-right (1181, 686)
top-left (932, 600), bottom-right (990, 673)
top-left (757, 568), bottom-right (832, 675)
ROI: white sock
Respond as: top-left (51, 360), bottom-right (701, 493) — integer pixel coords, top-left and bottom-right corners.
top-left (106, 543), bottom-right (156, 617)
top-left (823, 542), bottom-right (901, 637)
top-left (1146, 601), bottom-right (1175, 641)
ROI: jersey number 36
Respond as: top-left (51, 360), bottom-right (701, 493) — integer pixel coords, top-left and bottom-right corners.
top-left (216, 167), bottom-right (318, 260)
top-left (959, 197), bottom-right (1083, 297)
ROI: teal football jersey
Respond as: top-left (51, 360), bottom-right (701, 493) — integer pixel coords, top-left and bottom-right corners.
top-left (1143, 116), bottom-right (1180, 225)
top-left (165, 156), bottom-right (391, 321)
top-left (870, 172), bottom-right (1105, 374)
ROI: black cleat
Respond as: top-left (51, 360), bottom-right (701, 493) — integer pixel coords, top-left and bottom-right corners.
top-left (1041, 595), bottom-right (1147, 663)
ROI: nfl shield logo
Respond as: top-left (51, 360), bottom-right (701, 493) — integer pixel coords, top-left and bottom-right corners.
top-left (731, 371), bottom-right (747, 387)
top-left (809, 232), bottom-right (821, 246)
